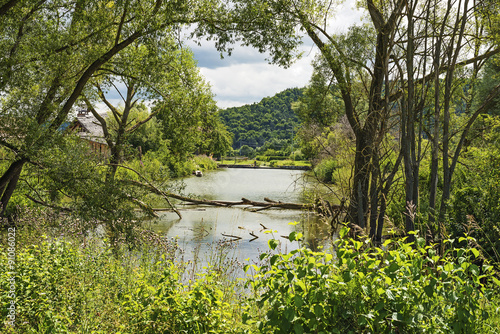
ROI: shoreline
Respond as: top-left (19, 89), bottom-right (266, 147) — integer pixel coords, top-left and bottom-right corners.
top-left (217, 164), bottom-right (311, 170)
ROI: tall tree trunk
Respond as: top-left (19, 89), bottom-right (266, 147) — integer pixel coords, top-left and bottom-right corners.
top-left (439, 0), bottom-right (469, 223)
top-left (369, 149), bottom-right (380, 239)
top-left (428, 0), bottom-right (451, 234)
top-left (350, 132), bottom-right (373, 228)
top-left (403, 0), bottom-right (417, 239)
top-left (0, 158), bottom-right (26, 216)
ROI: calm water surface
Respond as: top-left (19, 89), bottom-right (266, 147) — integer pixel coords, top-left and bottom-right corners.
top-left (146, 168), bottom-right (329, 269)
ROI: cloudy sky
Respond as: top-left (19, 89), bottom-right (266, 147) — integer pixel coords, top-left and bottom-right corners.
top-left (189, 2), bottom-right (365, 109)
top-left (98, 1), bottom-right (364, 112)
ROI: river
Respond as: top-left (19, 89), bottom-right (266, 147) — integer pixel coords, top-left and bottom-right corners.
top-left (146, 168), bottom-right (330, 272)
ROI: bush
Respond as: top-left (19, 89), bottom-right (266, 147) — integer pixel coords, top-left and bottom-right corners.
top-left (291, 151), bottom-right (304, 161)
top-left (0, 231), bottom-right (241, 333)
top-left (243, 229), bottom-right (499, 333)
top-left (193, 154), bottom-right (218, 170)
top-left (121, 266), bottom-right (237, 333)
top-left (450, 186), bottom-right (500, 260)
top-left (314, 158), bottom-right (338, 183)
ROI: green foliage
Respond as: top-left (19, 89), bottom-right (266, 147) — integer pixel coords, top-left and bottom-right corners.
top-left (197, 113), bottom-right (234, 158)
top-left (2, 212), bottom-right (500, 333)
top-left (474, 56), bottom-right (500, 116)
top-left (0, 221), bottom-right (242, 333)
top-left (121, 267), bottom-right (237, 333)
top-left (314, 158), bottom-right (339, 183)
top-left (239, 145), bottom-right (256, 158)
top-left (220, 88), bottom-right (303, 149)
top-left (0, 0), bottom-right (236, 213)
top-left (121, 104), bottom-right (164, 155)
top-left (193, 155), bottom-right (218, 170)
top-left (293, 64), bottom-right (344, 127)
top-left (244, 228), bottom-right (498, 333)
top-left (447, 116), bottom-right (500, 260)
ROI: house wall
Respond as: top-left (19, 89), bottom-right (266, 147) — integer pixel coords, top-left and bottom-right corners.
top-left (87, 140), bottom-right (110, 159)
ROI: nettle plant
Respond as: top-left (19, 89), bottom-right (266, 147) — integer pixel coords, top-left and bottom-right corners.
top-left (243, 227), bottom-right (499, 334)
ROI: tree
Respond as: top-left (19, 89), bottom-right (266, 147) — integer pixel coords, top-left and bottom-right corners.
top-left (0, 0), bottom-right (233, 215)
top-left (82, 37), bottom-right (218, 181)
top-left (227, 0), bottom-right (404, 231)
top-left (391, 0), bottom-right (500, 245)
top-left (226, 0), bottom-right (500, 241)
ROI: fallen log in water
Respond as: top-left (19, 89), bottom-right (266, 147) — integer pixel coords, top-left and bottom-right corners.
top-left (171, 194), bottom-right (318, 211)
top-left (119, 175), bottom-right (343, 215)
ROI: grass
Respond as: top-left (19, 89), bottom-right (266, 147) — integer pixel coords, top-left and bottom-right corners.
top-left (218, 158), bottom-right (311, 167)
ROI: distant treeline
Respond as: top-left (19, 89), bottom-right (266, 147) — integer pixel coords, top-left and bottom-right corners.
top-left (219, 87), bottom-right (304, 149)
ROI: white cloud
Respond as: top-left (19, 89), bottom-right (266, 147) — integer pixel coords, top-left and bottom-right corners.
top-left (200, 52), bottom-right (316, 108)
top-left (190, 1), bottom-right (365, 109)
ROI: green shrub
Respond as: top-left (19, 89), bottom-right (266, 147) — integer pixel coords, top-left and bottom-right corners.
top-left (314, 158), bottom-right (338, 183)
top-left (193, 154), bottom-right (218, 170)
top-left (243, 229), bottom-right (499, 333)
top-left (291, 152), bottom-right (304, 161)
top-left (121, 267), bottom-right (237, 333)
top-left (0, 233), bottom-right (242, 333)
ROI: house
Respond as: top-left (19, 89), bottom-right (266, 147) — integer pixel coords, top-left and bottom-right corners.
top-left (68, 109), bottom-right (110, 158)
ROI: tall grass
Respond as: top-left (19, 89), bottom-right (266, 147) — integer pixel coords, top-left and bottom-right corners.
top-left (0, 209), bottom-right (244, 333)
top-left (1, 208), bottom-right (499, 333)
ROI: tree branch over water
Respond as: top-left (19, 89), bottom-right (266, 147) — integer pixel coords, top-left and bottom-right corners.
top-left (112, 164), bottom-right (339, 213)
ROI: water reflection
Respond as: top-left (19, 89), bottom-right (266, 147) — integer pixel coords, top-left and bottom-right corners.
top-left (147, 168), bottom-right (331, 271)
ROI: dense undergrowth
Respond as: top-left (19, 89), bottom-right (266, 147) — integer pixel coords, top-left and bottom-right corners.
top-left (1, 211), bottom-right (499, 333)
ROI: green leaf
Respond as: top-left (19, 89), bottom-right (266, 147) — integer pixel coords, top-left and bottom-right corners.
top-left (294, 295), bottom-right (304, 307)
top-left (284, 307), bottom-right (295, 320)
top-left (296, 280), bottom-right (307, 292)
top-left (423, 279), bottom-right (436, 298)
top-left (382, 239), bottom-right (392, 247)
top-left (314, 304), bottom-right (324, 316)
top-left (339, 226), bottom-right (349, 239)
top-left (492, 276), bottom-right (500, 287)
top-left (294, 323), bottom-right (304, 334)
top-left (268, 239), bottom-right (279, 250)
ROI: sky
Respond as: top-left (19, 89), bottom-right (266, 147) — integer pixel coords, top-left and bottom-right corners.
top-left (189, 1), bottom-right (365, 109)
top-left (98, 1), bottom-right (364, 112)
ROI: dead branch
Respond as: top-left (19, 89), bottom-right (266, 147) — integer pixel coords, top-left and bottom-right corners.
top-left (114, 165), bottom-right (346, 215)
top-left (221, 233), bottom-right (242, 240)
top-left (249, 232), bottom-right (259, 242)
top-left (111, 164), bottom-right (182, 219)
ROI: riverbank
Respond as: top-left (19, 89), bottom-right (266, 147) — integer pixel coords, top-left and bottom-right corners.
top-left (217, 164), bottom-right (311, 170)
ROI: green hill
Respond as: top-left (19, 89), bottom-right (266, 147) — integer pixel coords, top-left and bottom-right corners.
top-left (219, 87), bottom-right (304, 150)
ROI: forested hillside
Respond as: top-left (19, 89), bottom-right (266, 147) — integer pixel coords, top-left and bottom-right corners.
top-left (219, 88), bottom-right (304, 149)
